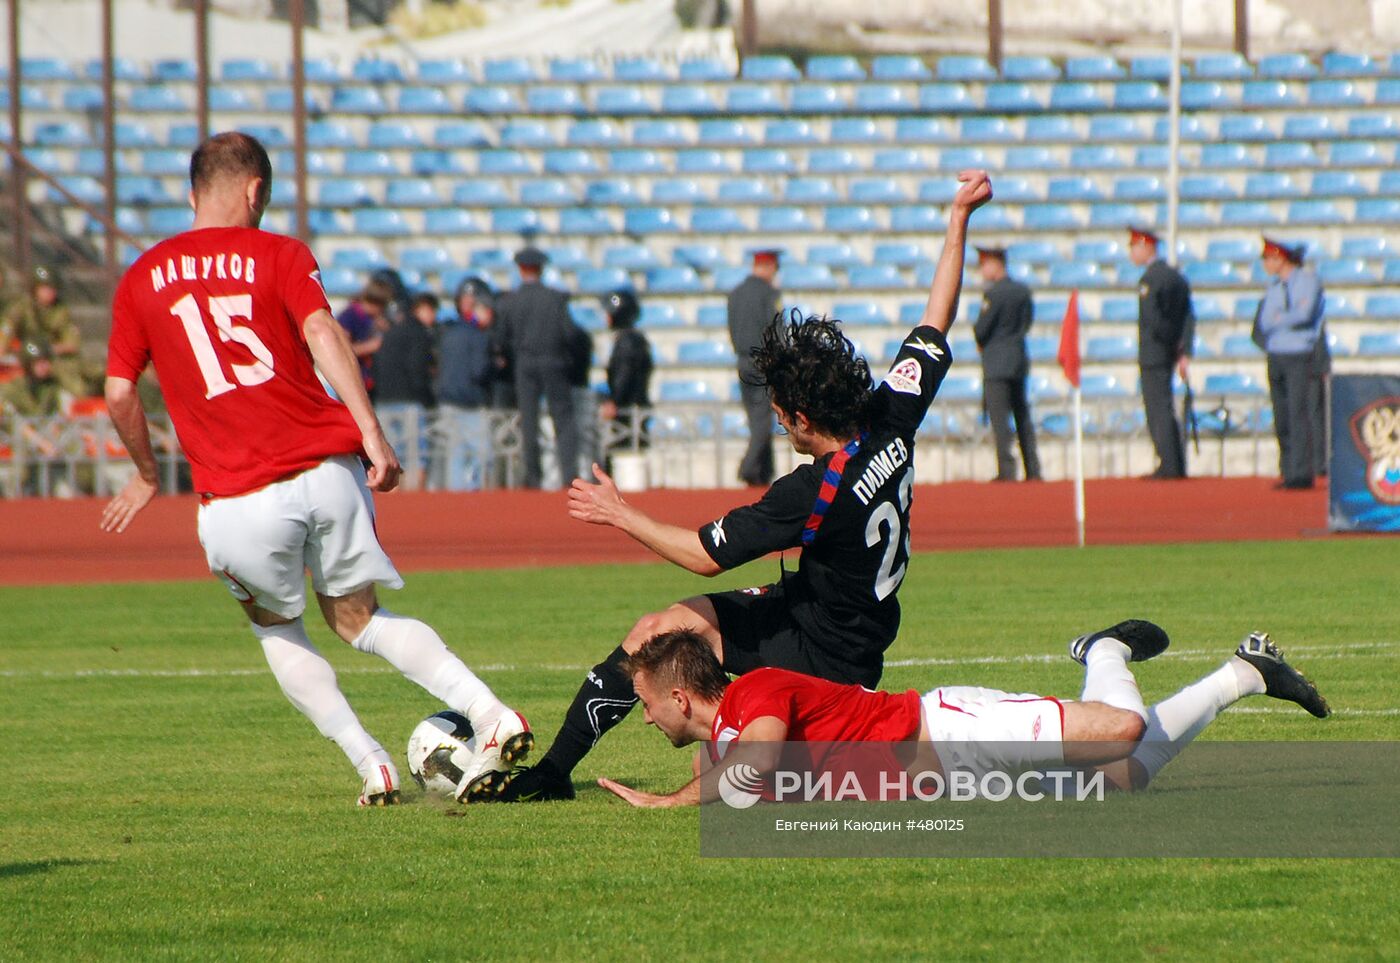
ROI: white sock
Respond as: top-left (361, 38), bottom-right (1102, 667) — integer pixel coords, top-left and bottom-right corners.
top-left (350, 609), bottom-right (506, 730)
top-left (1130, 658), bottom-right (1263, 783)
top-left (1080, 638), bottom-right (1147, 722)
top-left (252, 619), bottom-right (384, 773)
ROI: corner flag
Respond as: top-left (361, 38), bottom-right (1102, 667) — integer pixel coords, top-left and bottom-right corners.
top-left (1057, 289), bottom-right (1081, 388)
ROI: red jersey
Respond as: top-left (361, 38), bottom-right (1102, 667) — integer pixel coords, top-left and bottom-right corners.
top-left (709, 667), bottom-right (921, 758)
top-left (107, 227), bottom-right (363, 497)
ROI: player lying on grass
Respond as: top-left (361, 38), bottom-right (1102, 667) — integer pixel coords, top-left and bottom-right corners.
top-left (100, 132), bottom-right (529, 806)
top-left (597, 620), bottom-right (1330, 807)
top-left (497, 170), bottom-right (994, 802)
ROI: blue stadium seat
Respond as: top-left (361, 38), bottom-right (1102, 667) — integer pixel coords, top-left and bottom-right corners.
top-left (676, 149), bottom-right (732, 174)
top-left (521, 179), bottom-right (578, 207)
top-left (632, 120), bottom-right (689, 147)
top-left (717, 177), bottom-right (771, 203)
top-left (1069, 145), bottom-right (1125, 168)
top-left (1004, 146), bottom-right (1058, 169)
top-left (343, 150), bottom-right (398, 175)
top-left (1205, 239), bottom-right (1255, 262)
top-left (383, 181), bottom-right (440, 208)
top-left (832, 302), bottom-right (889, 326)
top-left (804, 148), bottom-right (859, 174)
top-left (129, 86), bottom-right (189, 112)
top-left (1049, 262), bottom-right (1105, 287)
top-left (870, 242), bottom-right (924, 267)
top-left (1113, 175), bottom-right (1163, 201)
top-left (889, 117), bottom-right (950, 144)
top-left (1311, 171), bottom-right (1367, 196)
top-left (890, 206), bottom-right (945, 233)
top-left (1357, 332), bottom-right (1400, 356)
top-left (543, 149), bottom-right (599, 175)
top-left (871, 55), bottom-right (931, 81)
top-left (1346, 115), bottom-right (1396, 139)
top-left (1113, 82), bottom-right (1165, 109)
top-left (206, 86), bottom-right (256, 112)
top-left (609, 149), bottom-right (665, 174)
top-left (1130, 55), bottom-right (1175, 80)
top-left (742, 55), bottom-right (800, 82)
top-left (528, 87), bottom-right (585, 114)
top-left (559, 208), bottom-right (616, 234)
top-left (492, 208), bottom-right (542, 235)
top-left (1048, 83), bottom-right (1107, 112)
top-left (825, 206), bottom-right (879, 232)
top-left (567, 120), bottom-right (623, 148)
top-left (1183, 262), bottom-right (1237, 286)
top-left (219, 58), bottom-right (277, 82)
top-left (911, 84), bottom-right (971, 114)
top-left (1201, 372), bottom-right (1266, 398)
top-left (757, 206), bottom-right (814, 232)
top-left (1180, 81), bottom-right (1233, 110)
top-left (806, 55), bottom-right (864, 81)
top-left (571, 305), bottom-right (605, 332)
top-left (936, 146), bottom-right (988, 170)
top-left (1004, 55), bottom-right (1059, 80)
top-left (638, 304), bottom-right (685, 328)
top-left (354, 209), bottom-right (411, 236)
top-left (984, 83), bottom-right (1043, 112)
top-left (1, 86), bottom-right (49, 110)
top-left (1047, 176), bottom-right (1103, 201)
top-left (318, 179), bottom-right (375, 207)
top-left (300, 58), bottom-right (341, 83)
top-left (61, 84), bottom-right (105, 111)
top-left (1258, 53), bottom-right (1316, 78)
top-left (916, 179), bottom-right (956, 204)
top-left (549, 58), bottom-right (602, 83)
top-left (1008, 240), bottom-right (1059, 263)
top-left (1341, 236), bottom-right (1391, 259)
top-left (331, 247), bottom-right (390, 272)
top-left (726, 84), bottom-right (784, 113)
top-left (594, 87), bottom-right (652, 115)
top-left (144, 58), bottom-right (193, 81)
top-left (827, 118), bottom-right (881, 143)
top-left (1193, 53), bottom-right (1251, 79)
top-left (650, 178), bottom-right (707, 204)
top-left (1079, 374), bottom-right (1134, 400)
top-left (483, 57), bottom-right (537, 84)
top-left (421, 210), bottom-right (478, 234)
top-left (670, 246), bottom-right (724, 274)
top-left (872, 147), bottom-right (925, 172)
top-left (1219, 116), bottom-right (1272, 141)
top-left (624, 207), bottom-right (678, 234)
top-left (331, 87), bottom-right (388, 114)
top-left (791, 84), bottom-right (843, 113)
top-left (698, 119), bottom-right (755, 145)
top-left (676, 341), bottom-right (738, 366)
top-left (782, 264), bottom-right (838, 289)
top-left (452, 179), bottom-right (511, 207)
top-left (1065, 55), bottom-right (1124, 80)
top-left (784, 177), bottom-right (836, 203)
top-left (1193, 296), bottom-right (1227, 322)
top-left (415, 59), bottom-right (471, 83)
top-left (990, 176), bottom-right (1040, 201)
top-left (305, 121), bottom-right (355, 149)
top-left (397, 247), bottom-right (453, 275)
top-left (1200, 144), bottom-right (1251, 168)
top-left (936, 374), bottom-right (984, 402)
top-left (657, 380), bottom-right (720, 403)
top-left (1134, 145), bottom-right (1169, 167)
top-left (612, 58), bottom-right (670, 82)
top-left (112, 176), bottom-right (170, 206)
top-left (604, 244), bottom-right (663, 271)
top-left (806, 242), bottom-right (860, 268)
top-left (1377, 170), bottom-right (1400, 196)
top-left (351, 59), bottom-right (403, 83)
top-left (258, 87), bottom-right (322, 113)
top-left (1282, 115), bottom-right (1340, 140)
top-left (973, 207), bottom-right (1017, 231)
top-left (765, 120), bottom-right (821, 145)
top-left (647, 266), bottom-right (704, 294)
top-left (1088, 204), bottom-right (1140, 228)
top-left (1329, 142), bottom-right (1385, 168)
top-left (1322, 52), bottom-right (1379, 76)
top-left (1215, 334), bottom-right (1260, 359)
top-left (962, 116), bottom-right (1017, 142)
top-left (1220, 202), bottom-right (1279, 226)
top-left (938, 55), bottom-right (996, 81)
top-left (1306, 79), bottom-right (1363, 107)
top-left (1364, 295), bottom-right (1400, 319)
top-left (368, 122), bottom-right (423, 149)
top-left (1088, 115), bottom-right (1147, 142)
top-left (1242, 80), bottom-right (1298, 107)
top-left (677, 58), bottom-right (730, 82)
top-left (1263, 142), bottom-right (1320, 167)
top-left (465, 87), bottom-right (522, 114)
top-left (713, 267), bottom-right (750, 290)
top-left (1021, 206), bottom-right (1080, 230)
top-left (1287, 200), bottom-right (1343, 225)
top-left (845, 83), bottom-right (908, 113)
top-left (137, 149), bottom-right (183, 176)
top-left (500, 120), bottom-right (553, 148)
top-left (1024, 115), bottom-right (1082, 141)
top-left (1085, 335), bottom-right (1136, 361)
top-left (1317, 259), bottom-right (1374, 284)
top-left (847, 264), bottom-right (901, 289)
top-left (1096, 297), bottom-right (1136, 323)
top-left (318, 266), bottom-right (362, 297)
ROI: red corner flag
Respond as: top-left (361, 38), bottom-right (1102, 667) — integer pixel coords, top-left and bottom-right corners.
top-left (1057, 289), bottom-right (1082, 388)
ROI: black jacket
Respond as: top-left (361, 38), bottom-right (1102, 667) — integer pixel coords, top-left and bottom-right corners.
top-left (973, 277), bottom-right (1033, 380)
top-left (607, 328), bottom-right (653, 408)
top-left (373, 320), bottom-right (435, 407)
top-left (727, 274), bottom-right (781, 377)
top-left (1137, 259), bottom-right (1196, 367)
top-left (494, 280), bottom-right (576, 370)
top-left (435, 318), bottom-right (493, 408)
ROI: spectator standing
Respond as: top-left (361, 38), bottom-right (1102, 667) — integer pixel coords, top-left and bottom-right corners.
top-left (374, 292), bottom-right (438, 491)
top-left (1252, 237), bottom-right (1327, 490)
top-left (1128, 226), bottom-right (1195, 480)
top-left (493, 246), bottom-right (579, 489)
top-left (335, 277), bottom-right (391, 394)
top-left (433, 277), bottom-right (497, 491)
top-left (973, 246), bottom-right (1041, 482)
top-left (728, 247), bottom-right (783, 486)
top-left (599, 288), bottom-right (654, 467)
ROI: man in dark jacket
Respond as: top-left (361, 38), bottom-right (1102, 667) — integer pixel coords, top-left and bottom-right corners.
top-left (494, 247), bottom-right (580, 489)
top-left (374, 292), bottom-right (437, 490)
top-left (599, 288), bottom-right (653, 466)
top-left (1128, 226), bottom-right (1195, 480)
top-left (728, 247), bottom-right (783, 486)
top-left (433, 277), bottom-right (497, 490)
top-left (973, 246), bottom-right (1040, 482)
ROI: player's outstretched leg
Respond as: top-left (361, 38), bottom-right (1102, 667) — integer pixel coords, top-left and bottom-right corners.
top-left (253, 618), bottom-right (401, 805)
top-left (1069, 619), bottom-right (1168, 725)
top-left (1127, 631), bottom-right (1330, 789)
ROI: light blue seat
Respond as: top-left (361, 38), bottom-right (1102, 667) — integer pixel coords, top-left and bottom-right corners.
top-left (1194, 296), bottom-right (1227, 322)
top-left (351, 59), bottom-right (402, 83)
top-left (1134, 145), bottom-right (1168, 167)
top-left (452, 179), bottom-right (511, 206)
top-left (1065, 55), bottom-right (1124, 80)
top-left (726, 84), bottom-right (784, 113)
top-left (1069, 145), bottom-right (1124, 168)
top-left (1219, 116), bottom-right (1271, 141)
top-left (1306, 79), bottom-right (1363, 107)
top-left (852, 84), bottom-right (915, 112)
top-left (962, 116), bottom-right (1017, 142)
top-left (1340, 236), bottom-right (1390, 259)
top-left (647, 266), bottom-right (704, 294)
top-left (936, 375), bottom-right (984, 402)
top-left (34, 122), bottom-right (90, 148)
top-left (1049, 262), bottom-right (1105, 287)
top-left (50, 175), bottom-right (101, 205)
top-left (1180, 81), bottom-right (1233, 109)
top-left (874, 147), bottom-right (927, 172)
top-left (318, 266), bottom-right (362, 297)
top-left (1217, 334), bottom-right (1262, 359)
top-left (742, 55), bottom-right (800, 82)
top-left (306, 121), bottom-right (356, 148)
top-left (937, 55), bottom-right (996, 81)
top-left (1242, 80), bottom-right (1297, 107)
top-left (638, 304), bottom-right (685, 328)
top-left (936, 146), bottom-right (987, 170)
top-left (716, 177), bottom-right (771, 203)
top-left (415, 59), bottom-right (471, 83)
top-left (893, 117), bottom-right (954, 143)
top-left (916, 179), bottom-right (956, 204)
top-left (1113, 175), bottom-right (1163, 200)
top-left (743, 147), bottom-right (797, 174)
top-left (833, 301), bottom-right (889, 326)
top-left (848, 264), bottom-right (901, 288)
top-left (566, 120), bottom-right (623, 148)
top-left (331, 247), bottom-right (389, 271)
top-left (1264, 141), bottom-right (1321, 167)
top-left (1317, 259), bottom-right (1374, 284)
top-left (1330, 143), bottom-right (1384, 171)
top-left (483, 57), bottom-right (536, 84)
top-left (1024, 115), bottom-right (1082, 141)
top-left (676, 149), bottom-right (732, 174)
top-left (1202, 372), bottom-right (1266, 397)
top-left (677, 58), bottom-right (730, 82)
top-left (434, 120), bottom-right (492, 148)
top-left (386, 181), bottom-right (441, 207)
top-left (129, 86), bottom-right (188, 112)
top-left (1206, 239), bottom-right (1255, 262)
top-left (1071, 239), bottom-right (1120, 262)
top-left (807, 242), bottom-right (862, 268)
top-left (299, 58), bottom-right (341, 83)
top-left (395, 87), bottom-right (451, 114)
top-left (871, 55), bottom-right (931, 81)
top-left (1086, 335), bottom-right (1136, 361)
top-left (1221, 201), bottom-right (1280, 226)
top-left (1363, 295), bottom-right (1400, 319)
top-left (521, 179), bottom-right (578, 207)
top-left (609, 149), bottom-right (664, 174)
top-left (330, 87), bottom-right (388, 114)
top-left (318, 179), bottom-right (374, 207)
top-left (367, 122), bottom-right (422, 149)
top-left (782, 264), bottom-right (838, 289)
top-left (791, 84), bottom-right (843, 113)
top-left (650, 178), bottom-right (707, 204)
top-left (657, 380), bottom-right (720, 403)
top-left (423, 210), bottom-right (479, 234)
top-left (1193, 52), bottom-right (1250, 79)
top-left (632, 120), bottom-right (689, 146)
top-left (343, 150), bottom-right (398, 175)
top-left (528, 87), bottom-right (585, 114)
top-left (1004, 146), bottom-right (1057, 169)
top-left (59, 85), bottom-right (102, 113)
top-left (973, 207), bottom-right (1017, 231)
top-left (662, 85), bottom-right (720, 114)
top-left (144, 58), bottom-right (194, 81)
top-left (1079, 374), bottom-right (1133, 400)
top-left (984, 83), bottom-right (1043, 112)
top-left (872, 241), bottom-right (925, 266)
top-left (398, 247), bottom-right (453, 274)
top-left (990, 176), bottom-right (1039, 201)
top-left (549, 58), bottom-right (602, 83)
top-left (918, 84), bottom-right (975, 113)
top-left (1007, 240), bottom-right (1059, 264)
top-left (354, 209), bottom-right (411, 236)
top-left (1311, 171), bottom-right (1366, 196)
top-left (807, 148), bottom-right (861, 174)
top-left (757, 206), bottom-right (814, 232)
top-left (220, 58), bottom-right (278, 81)
top-left (829, 118), bottom-right (882, 143)
top-left (1200, 143), bottom-right (1251, 168)
top-left (543, 149), bottom-right (599, 175)
top-left (1088, 115), bottom-right (1146, 142)
top-left (1095, 297), bottom-right (1134, 323)
top-left (698, 119), bottom-right (755, 145)
top-left (1113, 82), bottom-right (1165, 109)
top-left (1282, 115), bottom-right (1340, 140)
top-left (1047, 176), bottom-right (1102, 201)
top-left (624, 207), bottom-right (678, 234)
top-left (1357, 332), bottom-right (1400, 356)
top-left (807, 55), bottom-right (865, 81)
top-left (1183, 262), bottom-right (1236, 286)
top-left (492, 208), bottom-right (542, 235)
top-left (784, 177), bottom-right (836, 203)
top-left (1245, 172), bottom-right (1302, 198)
top-left (1004, 55), bottom-right (1059, 81)
top-left (1287, 200), bottom-right (1343, 225)
top-left (696, 305), bottom-right (729, 327)
top-left (138, 149), bottom-right (185, 176)
top-left (1021, 206), bottom-right (1081, 230)
top-left (890, 206), bottom-right (945, 233)
top-left (605, 244), bottom-right (663, 271)
top-left (559, 208), bottom-right (616, 234)
top-left (593, 87), bottom-right (652, 116)
top-left (1088, 204), bottom-right (1139, 228)
top-left (713, 266), bottom-right (750, 290)
top-left (1258, 53), bottom-right (1316, 78)
top-left (146, 207), bottom-right (195, 235)
top-left (1322, 52), bottom-right (1379, 76)
top-left (232, 122), bottom-right (288, 148)
top-left (1130, 55), bottom-right (1174, 80)
top-left (500, 120), bottom-right (553, 148)
top-left (1048, 83), bottom-right (1106, 112)
top-left (765, 120), bottom-right (821, 145)
top-left (676, 341), bottom-right (738, 367)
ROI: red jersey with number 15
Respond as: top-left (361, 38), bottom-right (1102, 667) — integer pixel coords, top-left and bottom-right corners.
top-left (107, 227), bottom-right (363, 497)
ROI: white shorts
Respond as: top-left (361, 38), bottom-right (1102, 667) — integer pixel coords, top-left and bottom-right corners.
top-left (197, 454), bottom-right (404, 619)
top-left (921, 685), bottom-right (1066, 778)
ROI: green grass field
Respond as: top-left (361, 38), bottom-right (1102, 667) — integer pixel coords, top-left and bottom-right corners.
top-left (3, 539), bottom-right (1398, 960)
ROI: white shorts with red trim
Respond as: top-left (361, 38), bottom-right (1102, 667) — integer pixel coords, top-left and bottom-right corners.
top-left (920, 685), bottom-right (1066, 778)
top-left (197, 454), bottom-right (404, 619)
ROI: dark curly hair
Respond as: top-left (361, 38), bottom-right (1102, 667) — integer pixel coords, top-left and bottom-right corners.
top-left (749, 309), bottom-right (874, 439)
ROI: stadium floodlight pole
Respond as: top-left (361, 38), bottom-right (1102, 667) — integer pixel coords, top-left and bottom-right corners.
top-left (7, 0), bottom-right (28, 277)
top-left (101, 0), bottom-right (117, 276)
top-left (290, 0), bottom-right (309, 242)
top-left (1166, 0), bottom-right (1182, 267)
top-left (988, 0), bottom-right (1003, 72)
top-left (195, 0), bottom-right (210, 143)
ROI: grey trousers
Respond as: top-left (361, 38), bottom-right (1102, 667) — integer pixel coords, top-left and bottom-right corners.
top-left (1267, 352), bottom-right (1314, 485)
top-left (516, 363), bottom-right (578, 490)
top-left (984, 376), bottom-right (1041, 480)
top-left (737, 379), bottom-right (774, 485)
top-left (1140, 364), bottom-right (1185, 478)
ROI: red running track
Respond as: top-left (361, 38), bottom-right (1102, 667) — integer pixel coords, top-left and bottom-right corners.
top-left (0, 476), bottom-right (1332, 586)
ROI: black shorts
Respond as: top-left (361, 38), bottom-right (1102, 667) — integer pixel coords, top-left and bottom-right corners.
top-left (706, 583), bottom-right (880, 687)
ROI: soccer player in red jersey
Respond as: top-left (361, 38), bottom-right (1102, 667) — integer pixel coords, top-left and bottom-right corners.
top-left (599, 624), bottom-right (1329, 807)
top-left (100, 132), bottom-right (530, 805)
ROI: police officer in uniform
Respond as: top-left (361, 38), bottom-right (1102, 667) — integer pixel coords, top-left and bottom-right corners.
top-left (728, 247), bottom-right (783, 486)
top-left (493, 246), bottom-right (580, 489)
top-left (1, 266), bottom-right (87, 396)
top-left (973, 245), bottom-right (1041, 482)
top-left (1252, 237), bottom-right (1326, 490)
top-left (1128, 226), bottom-right (1194, 479)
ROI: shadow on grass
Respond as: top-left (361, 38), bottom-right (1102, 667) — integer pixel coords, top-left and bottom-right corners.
top-left (0, 858), bottom-right (100, 879)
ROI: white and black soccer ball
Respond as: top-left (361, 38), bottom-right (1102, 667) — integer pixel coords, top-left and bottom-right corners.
top-left (406, 710), bottom-right (479, 797)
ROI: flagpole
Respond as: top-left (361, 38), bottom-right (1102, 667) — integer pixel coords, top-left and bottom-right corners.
top-left (1057, 288), bottom-right (1087, 547)
top-left (1072, 386), bottom-right (1086, 547)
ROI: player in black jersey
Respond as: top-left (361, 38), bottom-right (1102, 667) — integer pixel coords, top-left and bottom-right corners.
top-left (496, 170), bottom-right (994, 802)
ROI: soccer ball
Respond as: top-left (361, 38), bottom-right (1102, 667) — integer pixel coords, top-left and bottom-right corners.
top-left (406, 710), bottom-right (479, 797)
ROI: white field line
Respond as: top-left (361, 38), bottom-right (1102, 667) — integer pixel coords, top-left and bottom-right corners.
top-left (2, 641), bottom-right (1396, 681)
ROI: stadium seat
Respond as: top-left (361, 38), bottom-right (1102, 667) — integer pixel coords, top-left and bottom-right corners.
top-left (1086, 335), bottom-right (1136, 362)
top-left (1088, 204), bottom-right (1139, 228)
top-left (1046, 83), bottom-right (1106, 113)
top-left (318, 179), bottom-right (374, 207)
top-left (1364, 295), bottom-right (1400, 319)
top-left (1357, 332), bottom-right (1400, 356)
top-left (397, 247), bottom-right (453, 275)
top-left (500, 120), bottom-right (553, 148)
top-left (528, 87), bottom-right (584, 115)
top-left (1022, 116), bottom-right (1080, 143)
top-left (1180, 81), bottom-right (1234, 110)
top-left (1049, 262), bottom-right (1106, 287)
top-left (1264, 142), bottom-right (1320, 167)
top-left (593, 87), bottom-right (652, 116)
top-left (1113, 82), bottom-right (1165, 110)
top-left (918, 84), bottom-right (975, 112)
top-left (1003, 146), bottom-right (1058, 169)
top-left (565, 120), bottom-right (623, 149)
top-left (650, 178), bottom-right (707, 204)
top-left (663, 86), bottom-right (722, 114)
top-left (353, 209), bottom-right (411, 236)
top-left (1258, 53), bottom-right (1316, 78)
top-left (49, 175), bottom-right (103, 206)
top-left (657, 380), bottom-right (720, 403)
top-left (765, 120), bottom-right (822, 146)
top-left (492, 208), bottom-right (542, 235)
top-left (638, 304), bottom-right (685, 329)
top-left (385, 181), bottom-right (441, 207)
top-left (604, 244), bottom-right (663, 271)
top-left (937, 147), bottom-right (988, 170)
top-left (1047, 176), bottom-right (1103, 201)
top-left (368, 122), bottom-right (423, 150)
top-left (521, 179), bottom-right (578, 207)
top-left (757, 206), bottom-right (814, 232)
top-left (305, 121), bottom-right (355, 149)
top-left (1069, 145), bottom-right (1125, 169)
top-left (1317, 259), bottom-right (1375, 284)
top-left (549, 58), bottom-right (602, 83)
top-left (844, 179), bottom-right (903, 205)
top-left (697, 119), bottom-right (755, 145)
top-left (1305, 80), bottom-right (1363, 107)
top-left (694, 304), bottom-right (728, 327)
top-left (1193, 52), bottom-right (1250, 79)
top-left (1004, 55), bottom-right (1059, 81)
top-left (677, 58), bottom-right (731, 82)
top-left (1219, 116), bottom-right (1272, 141)
top-left (962, 116), bottom-right (1017, 142)
top-left (331, 87), bottom-right (388, 114)
top-left (866, 147), bottom-right (922, 173)
top-left (1340, 236), bottom-right (1391, 259)
top-left (433, 121), bottom-right (492, 149)
top-left (128, 86), bottom-right (187, 113)
top-left (790, 84), bottom-right (843, 112)
top-left (1287, 200), bottom-right (1343, 225)
top-left (806, 55), bottom-right (865, 81)
top-left (1281, 115), bottom-right (1340, 141)
top-left (1088, 115), bottom-right (1146, 142)
top-left (832, 302), bottom-right (889, 326)
top-left (1311, 171), bottom-right (1367, 196)
top-left (822, 118), bottom-right (877, 144)
top-left (1065, 55), bottom-right (1124, 80)
top-left (543, 149), bottom-right (599, 175)
top-left (559, 208), bottom-right (616, 234)
top-left (647, 266), bottom-right (704, 294)
top-left (742, 55), bottom-right (800, 82)
top-left (462, 87), bottom-right (519, 115)
top-left (343, 150), bottom-right (398, 175)
top-left (938, 55), bottom-right (996, 81)
top-left (1355, 198), bottom-right (1400, 223)
top-left (984, 83), bottom-right (1043, 112)
top-left (1134, 145), bottom-right (1170, 167)
top-left (668, 245), bottom-right (723, 273)
top-left (866, 242), bottom-right (922, 268)
top-left (415, 58), bottom-right (471, 83)
top-left (1113, 175), bottom-right (1164, 201)
top-left (805, 242), bottom-right (859, 269)
top-left (1200, 144), bottom-right (1251, 169)
top-left (676, 149), bottom-right (732, 174)
top-left (847, 264), bottom-right (902, 289)
top-left (420, 210), bottom-right (477, 234)
top-left (1241, 80), bottom-right (1298, 107)
top-left (217, 57), bottom-right (277, 82)
top-left (453, 179), bottom-right (511, 207)
top-left (782, 264), bottom-right (839, 290)
top-left (987, 176), bottom-right (1037, 202)
top-left (936, 375), bottom-right (984, 402)
top-left (624, 207), bottom-right (678, 234)
top-left (871, 55), bottom-right (931, 81)
top-left (1095, 297), bottom-right (1135, 323)
top-left (1079, 374), bottom-right (1133, 400)
top-left (743, 147), bottom-right (797, 174)
top-left (1245, 172), bottom-right (1303, 198)
top-left (1183, 262), bottom-right (1236, 286)
top-left (713, 266), bottom-right (750, 290)
top-left (483, 57), bottom-right (536, 84)
top-left (351, 58), bottom-right (403, 83)
top-left (1129, 55), bottom-right (1174, 80)
top-left (631, 120), bottom-right (689, 146)
top-left (717, 177), bottom-right (771, 204)
top-left (784, 177), bottom-right (837, 204)
top-left (300, 57), bottom-right (341, 83)
top-left (1322, 52), bottom-right (1379, 76)
top-left (609, 149), bottom-right (665, 174)
top-left (890, 206), bottom-right (945, 233)
top-left (1203, 239), bottom-right (1254, 263)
